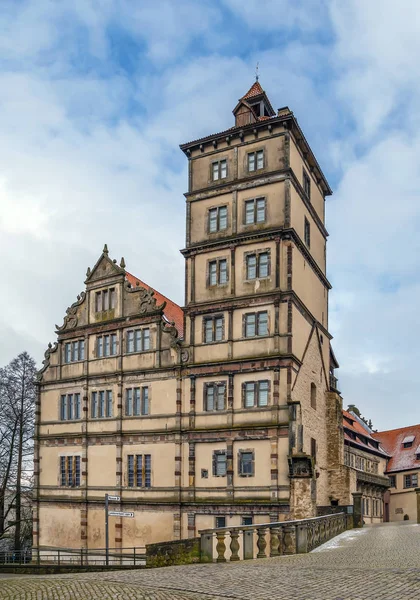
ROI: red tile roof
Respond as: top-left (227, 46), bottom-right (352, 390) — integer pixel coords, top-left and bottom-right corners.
top-left (343, 410), bottom-right (388, 457)
top-left (373, 424), bottom-right (420, 473)
top-left (125, 272), bottom-right (184, 338)
top-left (242, 81), bottom-right (264, 100)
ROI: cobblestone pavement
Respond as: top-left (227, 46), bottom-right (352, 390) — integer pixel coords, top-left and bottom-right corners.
top-left (1, 522), bottom-right (419, 600)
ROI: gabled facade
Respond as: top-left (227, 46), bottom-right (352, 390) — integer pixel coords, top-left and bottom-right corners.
top-left (35, 81), bottom-right (344, 555)
top-left (374, 424), bottom-right (420, 521)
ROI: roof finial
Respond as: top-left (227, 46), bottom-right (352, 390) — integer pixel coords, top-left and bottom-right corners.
top-left (120, 257), bottom-right (126, 269)
top-left (255, 61), bottom-right (259, 82)
top-left (103, 243), bottom-right (109, 255)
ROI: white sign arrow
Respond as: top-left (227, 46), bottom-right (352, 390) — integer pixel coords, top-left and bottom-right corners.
top-left (107, 495), bottom-right (121, 502)
top-left (108, 511), bottom-right (134, 518)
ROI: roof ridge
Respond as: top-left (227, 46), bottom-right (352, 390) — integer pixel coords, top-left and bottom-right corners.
top-left (374, 423), bottom-right (420, 435)
top-left (125, 271), bottom-right (182, 309)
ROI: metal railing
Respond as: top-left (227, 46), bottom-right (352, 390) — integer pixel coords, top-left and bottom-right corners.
top-left (9, 546), bottom-right (146, 567)
top-left (199, 512), bottom-right (350, 562)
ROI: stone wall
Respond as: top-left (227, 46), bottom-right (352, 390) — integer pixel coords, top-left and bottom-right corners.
top-left (146, 538), bottom-right (200, 568)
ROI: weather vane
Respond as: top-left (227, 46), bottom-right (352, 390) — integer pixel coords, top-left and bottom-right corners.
top-left (255, 62), bottom-right (259, 81)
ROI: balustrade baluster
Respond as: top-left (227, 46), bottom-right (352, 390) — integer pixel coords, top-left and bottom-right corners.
top-left (229, 529), bottom-right (240, 561)
top-left (216, 531), bottom-right (227, 563)
top-left (269, 527), bottom-right (281, 557)
top-left (256, 528), bottom-right (267, 558)
top-left (282, 524), bottom-right (295, 555)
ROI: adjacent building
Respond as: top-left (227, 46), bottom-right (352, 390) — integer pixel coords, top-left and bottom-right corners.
top-left (34, 80), bottom-right (346, 555)
top-left (374, 424), bottom-right (420, 522)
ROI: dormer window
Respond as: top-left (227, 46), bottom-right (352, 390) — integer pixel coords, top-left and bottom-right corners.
top-left (95, 288), bottom-right (115, 312)
top-left (402, 435), bottom-right (415, 448)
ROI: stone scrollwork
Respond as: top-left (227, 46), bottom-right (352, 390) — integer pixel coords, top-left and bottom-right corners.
top-left (161, 320), bottom-right (179, 348)
top-left (125, 280), bottom-right (166, 314)
top-left (37, 342), bottom-right (58, 381)
top-left (55, 292), bottom-right (86, 332)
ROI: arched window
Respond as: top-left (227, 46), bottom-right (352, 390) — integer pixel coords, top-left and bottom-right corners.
top-left (310, 383), bottom-right (317, 409)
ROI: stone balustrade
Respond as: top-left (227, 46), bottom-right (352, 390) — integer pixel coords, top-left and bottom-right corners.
top-left (199, 512), bottom-right (350, 563)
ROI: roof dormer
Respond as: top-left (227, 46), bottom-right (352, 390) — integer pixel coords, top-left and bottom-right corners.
top-left (233, 80), bottom-right (275, 127)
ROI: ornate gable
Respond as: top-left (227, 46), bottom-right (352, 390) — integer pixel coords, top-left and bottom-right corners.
top-left (85, 244), bottom-right (125, 285)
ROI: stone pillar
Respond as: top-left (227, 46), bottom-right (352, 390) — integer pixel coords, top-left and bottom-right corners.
top-left (415, 488), bottom-right (420, 524)
top-left (352, 492), bottom-right (363, 528)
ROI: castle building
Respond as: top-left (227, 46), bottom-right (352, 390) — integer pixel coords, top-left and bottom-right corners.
top-left (373, 424), bottom-right (420, 522)
top-left (34, 81), bottom-right (345, 554)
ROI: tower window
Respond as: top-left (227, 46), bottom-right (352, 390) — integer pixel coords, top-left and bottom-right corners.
top-left (304, 217), bottom-right (311, 248)
top-left (246, 252), bottom-right (270, 279)
top-left (243, 380), bottom-right (269, 408)
top-left (208, 258), bottom-right (228, 286)
top-left (248, 150), bottom-right (264, 172)
top-left (212, 451), bottom-right (227, 476)
top-left (311, 438), bottom-right (317, 463)
top-left (244, 312), bottom-right (268, 337)
top-left (310, 383), bottom-right (317, 410)
top-left (303, 169), bottom-right (311, 199)
top-left (244, 198), bottom-right (266, 225)
top-left (238, 450), bottom-right (255, 477)
top-left (208, 206), bottom-right (228, 233)
top-left (212, 159), bottom-right (227, 181)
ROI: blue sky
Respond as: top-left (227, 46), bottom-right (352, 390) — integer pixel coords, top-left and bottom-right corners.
top-left (1, 0), bottom-right (420, 430)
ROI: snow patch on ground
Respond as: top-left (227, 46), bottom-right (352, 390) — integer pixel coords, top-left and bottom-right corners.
top-left (312, 528), bottom-right (368, 552)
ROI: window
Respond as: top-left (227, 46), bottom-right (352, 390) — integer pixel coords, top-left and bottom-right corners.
top-left (208, 259), bottom-right (228, 286)
top-left (303, 169), bottom-right (311, 199)
top-left (125, 387), bottom-right (149, 416)
top-left (243, 381), bottom-right (269, 408)
top-left (310, 383), bottom-right (317, 410)
top-left (91, 390), bottom-right (113, 418)
top-left (304, 217), bottom-right (311, 248)
top-left (244, 312), bottom-right (268, 337)
top-left (404, 473), bottom-right (418, 488)
top-left (95, 288), bottom-right (116, 312)
top-left (203, 315), bottom-right (224, 343)
top-left (238, 450), bottom-right (254, 477)
top-left (96, 334), bottom-right (117, 357)
top-left (215, 516), bottom-right (226, 528)
top-left (212, 159), bottom-right (227, 181)
top-left (60, 394), bottom-right (81, 421)
top-left (244, 198), bottom-right (266, 225)
top-left (212, 451), bottom-right (227, 477)
top-left (242, 516), bottom-right (253, 526)
top-left (248, 150), bottom-right (264, 172)
top-left (64, 340), bottom-right (85, 363)
top-left (127, 454), bottom-right (151, 488)
top-left (126, 328), bottom-right (150, 353)
top-left (208, 206), bottom-right (228, 233)
top-left (311, 438), bottom-right (317, 463)
top-left (246, 252), bottom-right (269, 279)
top-left (204, 383), bottom-right (226, 411)
top-left (60, 456), bottom-right (81, 487)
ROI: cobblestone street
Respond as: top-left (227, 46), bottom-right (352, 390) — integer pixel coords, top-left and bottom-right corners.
top-left (1, 523), bottom-right (419, 600)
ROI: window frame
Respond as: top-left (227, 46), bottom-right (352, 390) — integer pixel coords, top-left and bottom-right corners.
top-left (303, 169), bottom-right (311, 199)
top-left (243, 311), bottom-right (269, 338)
top-left (245, 251), bottom-right (270, 280)
top-left (126, 328), bottom-right (150, 354)
top-left (310, 383), bottom-right (317, 410)
top-left (60, 393), bottom-right (81, 421)
top-left (95, 288), bottom-right (116, 312)
top-left (125, 387), bottom-right (149, 417)
top-left (204, 382), bottom-right (226, 412)
top-left (96, 333), bottom-right (118, 358)
top-left (64, 340), bottom-right (85, 364)
top-left (59, 456), bottom-right (81, 487)
top-left (208, 205), bottom-right (228, 233)
top-left (211, 159), bottom-right (228, 182)
top-left (247, 149), bottom-right (264, 173)
top-left (244, 197), bottom-right (266, 225)
top-left (208, 258), bottom-right (229, 287)
top-left (242, 380), bottom-right (270, 408)
top-left (91, 390), bottom-right (113, 419)
top-left (304, 217), bottom-right (311, 248)
top-left (203, 315), bottom-right (225, 343)
top-left (127, 454), bottom-right (152, 488)
top-left (212, 450), bottom-right (227, 477)
top-left (238, 449), bottom-right (255, 477)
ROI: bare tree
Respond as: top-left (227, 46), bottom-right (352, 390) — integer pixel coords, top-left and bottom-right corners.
top-left (0, 352), bottom-right (36, 552)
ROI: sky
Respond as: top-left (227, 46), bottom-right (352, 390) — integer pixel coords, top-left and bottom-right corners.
top-left (1, 0), bottom-right (419, 431)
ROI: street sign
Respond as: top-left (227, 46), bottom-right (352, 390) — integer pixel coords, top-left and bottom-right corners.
top-left (108, 511), bottom-right (134, 518)
top-left (107, 495), bottom-right (121, 502)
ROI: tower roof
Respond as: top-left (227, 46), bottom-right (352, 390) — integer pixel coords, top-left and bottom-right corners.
top-left (241, 81), bottom-right (264, 100)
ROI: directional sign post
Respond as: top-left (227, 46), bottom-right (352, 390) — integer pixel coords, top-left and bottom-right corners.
top-left (105, 494), bottom-right (134, 565)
